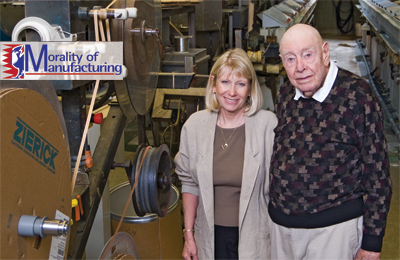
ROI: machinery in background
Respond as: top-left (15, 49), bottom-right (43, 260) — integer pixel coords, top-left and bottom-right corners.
top-left (0, 0), bottom-right (180, 259)
top-left (357, 0), bottom-right (400, 139)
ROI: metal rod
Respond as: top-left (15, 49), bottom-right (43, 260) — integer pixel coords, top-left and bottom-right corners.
top-left (88, 9), bottom-right (115, 19)
top-left (356, 39), bottom-right (400, 140)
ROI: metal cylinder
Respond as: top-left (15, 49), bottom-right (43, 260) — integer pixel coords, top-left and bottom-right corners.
top-left (18, 215), bottom-right (70, 238)
top-left (42, 219), bottom-right (70, 236)
top-left (174, 36), bottom-right (192, 52)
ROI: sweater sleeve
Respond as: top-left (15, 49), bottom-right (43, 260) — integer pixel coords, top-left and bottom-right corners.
top-left (359, 88), bottom-right (392, 252)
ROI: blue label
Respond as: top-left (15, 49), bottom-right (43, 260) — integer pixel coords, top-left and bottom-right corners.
top-left (12, 117), bottom-right (59, 174)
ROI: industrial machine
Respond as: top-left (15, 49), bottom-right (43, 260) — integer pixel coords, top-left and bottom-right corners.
top-left (357, 0), bottom-right (400, 139)
top-left (0, 0), bottom-right (182, 259)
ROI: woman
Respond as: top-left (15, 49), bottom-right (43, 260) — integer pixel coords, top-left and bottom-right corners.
top-left (174, 48), bottom-right (277, 260)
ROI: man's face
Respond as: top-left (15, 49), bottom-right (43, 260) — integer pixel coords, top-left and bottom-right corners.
top-left (280, 36), bottom-right (330, 98)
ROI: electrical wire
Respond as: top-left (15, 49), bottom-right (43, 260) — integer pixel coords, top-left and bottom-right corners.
top-left (333, 0), bottom-right (355, 34)
top-left (94, 81), bottom-right (115, 110)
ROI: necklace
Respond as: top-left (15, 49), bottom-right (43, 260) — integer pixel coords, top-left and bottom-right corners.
top-left (219, 117), bottom-right (244, 149)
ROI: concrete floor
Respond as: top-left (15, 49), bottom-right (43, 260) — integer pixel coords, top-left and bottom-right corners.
top-left (107, 34), bottom-right (400, 259)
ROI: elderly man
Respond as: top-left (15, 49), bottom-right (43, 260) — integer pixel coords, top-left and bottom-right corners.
top-left (269, 24), bottom-right (392, 260)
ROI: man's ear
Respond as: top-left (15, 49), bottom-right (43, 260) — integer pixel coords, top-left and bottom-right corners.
top-left (322, 42), bottom-right (330, 66)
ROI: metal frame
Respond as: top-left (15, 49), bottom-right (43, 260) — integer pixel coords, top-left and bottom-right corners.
top-left (356, 39), bottom-right (400, 140)
top-left (68, 104), bottom-right (127, 260)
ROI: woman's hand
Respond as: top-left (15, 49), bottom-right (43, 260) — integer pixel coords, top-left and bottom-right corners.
top-left (181, 193), bottom-right (199, 259)
top-left (182, 233), bottom-right (198, 260)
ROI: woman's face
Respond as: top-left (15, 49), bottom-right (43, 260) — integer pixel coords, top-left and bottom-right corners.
top-left (212, 71), bottom-right (250, 116)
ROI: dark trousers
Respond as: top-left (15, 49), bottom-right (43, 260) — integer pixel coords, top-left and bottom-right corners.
top-left (214, 225), bottom-right (239, 260)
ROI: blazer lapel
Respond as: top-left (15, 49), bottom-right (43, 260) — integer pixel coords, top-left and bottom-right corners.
top-left (239, 115), bottom-right (261, 230)
top-left (196, 111), bottom-right (218, 232)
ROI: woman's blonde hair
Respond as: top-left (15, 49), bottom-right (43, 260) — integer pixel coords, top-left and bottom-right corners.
top-left (205, 48), bottom-right (263, 116)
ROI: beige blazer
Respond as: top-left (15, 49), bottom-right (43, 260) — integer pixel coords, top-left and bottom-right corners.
top-left (175, 109), bottom-right (277, 260)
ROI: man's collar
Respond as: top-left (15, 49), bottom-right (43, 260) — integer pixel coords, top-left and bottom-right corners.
top-left (294, 62), bottom-right (338, 102)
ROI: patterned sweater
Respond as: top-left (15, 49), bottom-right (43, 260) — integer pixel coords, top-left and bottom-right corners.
top-left (269, 68), bottom-right (392, 252)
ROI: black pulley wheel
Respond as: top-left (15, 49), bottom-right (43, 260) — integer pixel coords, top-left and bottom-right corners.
top-left (132, 144), bottom-right (147, 217)
top-left (132, 144), bottom-right (172, 218)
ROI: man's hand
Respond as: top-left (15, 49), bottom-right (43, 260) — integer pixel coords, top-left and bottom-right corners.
top-left (354, 249), bottom-right (380, 260)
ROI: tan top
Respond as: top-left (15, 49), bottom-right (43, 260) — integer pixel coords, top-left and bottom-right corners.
top-left (213, 124), bottom-right (245, 227)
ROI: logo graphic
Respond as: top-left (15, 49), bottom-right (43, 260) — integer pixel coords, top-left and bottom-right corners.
top-left (1, 42), bottom-right (123, 80)
top-left (2, 44), bottom-right (25, 79)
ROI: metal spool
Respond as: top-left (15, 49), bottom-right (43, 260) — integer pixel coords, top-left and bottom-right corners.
top-left (112, 0), bottom-right (162, 118)
top-left (109, 183), bottom-right (182, 259)
top-left (174, 35), bottom-right (192, 52)
top-left (98, 232), bottom-right (140, 260)
top-left (131, 144), bottom-right (172, 218)
top-left (0, 87), bottom-right (71, 260)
